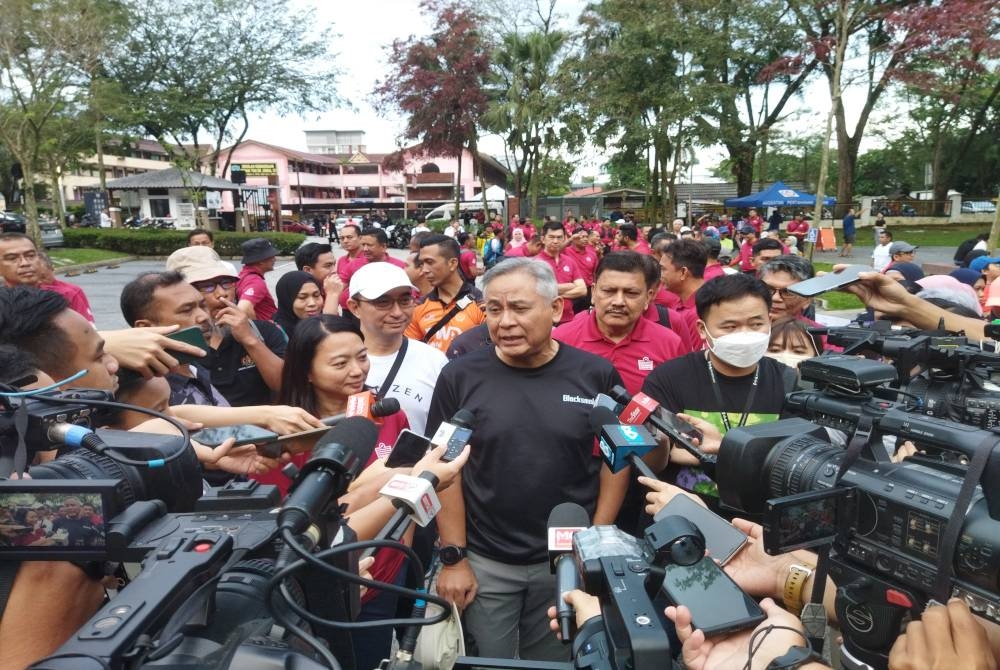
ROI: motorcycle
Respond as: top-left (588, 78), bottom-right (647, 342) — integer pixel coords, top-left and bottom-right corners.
top-left (386, 219), bottom-right (412, 249)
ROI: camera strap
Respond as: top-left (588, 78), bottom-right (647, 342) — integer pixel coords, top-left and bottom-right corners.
top-left (932, 433), bottom-right (997, 603)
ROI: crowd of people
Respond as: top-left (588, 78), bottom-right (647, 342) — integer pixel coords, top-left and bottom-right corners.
top-left (0, 212), bottom-right (997, 670)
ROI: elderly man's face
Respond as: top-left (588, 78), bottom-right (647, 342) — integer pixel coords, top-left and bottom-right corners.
top-left (760, 269), bottom-right (810, 321)
top-left (592, 270), bottom-right (647, 335)
top-left (484, 271), bottom-right (562, 367)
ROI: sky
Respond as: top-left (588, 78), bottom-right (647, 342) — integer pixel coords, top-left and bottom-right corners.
top-left (245, 1), bottom-right (903, 186)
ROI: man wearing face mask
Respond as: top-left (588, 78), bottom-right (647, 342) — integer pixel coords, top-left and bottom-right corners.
top-left (640, 273), bottom-right (796, 507)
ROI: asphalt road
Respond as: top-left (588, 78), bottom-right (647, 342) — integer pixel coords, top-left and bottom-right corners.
top-left (66, 238), bottom-right (958, 331)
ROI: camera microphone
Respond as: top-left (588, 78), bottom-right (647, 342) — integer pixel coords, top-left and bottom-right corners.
top-left (589, 405), bottom-right (659, 480)
top-left (548, 502), bottom-right (590, 642)
top-left (609, 385), bottom-right (716, 475)
top-left (278, 416), bottom-right (379, 534)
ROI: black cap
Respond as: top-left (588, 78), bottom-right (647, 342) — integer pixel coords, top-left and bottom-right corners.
top-left (241, 238), bottom-right (280, 265)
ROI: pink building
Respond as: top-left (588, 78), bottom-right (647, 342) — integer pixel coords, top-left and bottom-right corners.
top-left (214, 137), bottom-right (508, 221)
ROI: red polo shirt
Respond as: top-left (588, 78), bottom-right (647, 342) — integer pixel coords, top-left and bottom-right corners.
top-left (237, 266), bottom-right (277, 321)
top-left (668, 292), bottom-right (704, 350)
top-left (703, 263), bottom-right (725, 282)
top-left (554, 311), bottom-right (685, 395)
top-left (737, 241), bottom-right (755, 272)
top-left (337, 253), bottom-right (367, 312)
top-left (641, 303), bottom-right (698, 353)
top-left (534, 250), bottom-right (583, 324)
top-left (562, 244), bottom-right (599, 286)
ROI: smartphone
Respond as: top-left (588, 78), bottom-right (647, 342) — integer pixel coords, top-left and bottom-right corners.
top-left (653, 407), bottom-right (704, 448)
top-left (168, 326), bottom-right (210, 365)
top-left (660, 557), bottom-right (766, 637)
top-left (430, 422), bottom-right (473, 462)
top-left (655, 495), bottom-right (748, 565)
top-left (193, 424), bottom-right (279, 448)
top-left (253, 425), bottom-right (334, 458)
top-left (385, 429), bottom-right (432, 468)
top-left (787, 264), bottom-right (868, 297)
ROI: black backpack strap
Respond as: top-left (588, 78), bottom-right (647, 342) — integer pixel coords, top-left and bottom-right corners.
top-left (655, 304), bottom-right (671, 329)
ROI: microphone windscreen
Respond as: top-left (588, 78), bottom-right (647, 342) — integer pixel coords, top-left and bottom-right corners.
top-left (314, 415), bottom-right (379, 464)
top-left (371, 396), bottom-right (401, 417)
top-left (451, 408), bottom-right (475, 428)
top-left (547, 501), bottom-right (590, 531)
top-left (589, 405), bottom-right (618, 434)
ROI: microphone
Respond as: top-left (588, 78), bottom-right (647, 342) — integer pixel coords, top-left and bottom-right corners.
top-left (320, 395), bottom-right (400, 426)
top-left (609, 385), bottom-right (716, 474)
top-left (429, 408), bottom-right (475, 462)
top-left (278, 416), bottom-right (379, 534)
top-left (589, 405), bottom-right (659, 480)
top-left (548, 502), bottom-right (590, 642)
top-left (363, 470), bottom-right (443, 560)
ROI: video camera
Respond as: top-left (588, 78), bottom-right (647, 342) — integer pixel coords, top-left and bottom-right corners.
top-left (716, 351), bottom-right (1000, 670)
top-left (0, 386), bottom-right (450, 670)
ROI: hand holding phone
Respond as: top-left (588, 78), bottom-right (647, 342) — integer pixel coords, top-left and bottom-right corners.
top-left (193, 424), bottom-right (279, 448)
top-left (655, 494), bottom-right (748, 565)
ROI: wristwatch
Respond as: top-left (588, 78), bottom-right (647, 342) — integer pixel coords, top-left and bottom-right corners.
top-left (783, 563), bottom-right (814, 614)
top-left (439, 545), bottom-right (467, 566)
top-left (766, 644), bottom-right (823, 669)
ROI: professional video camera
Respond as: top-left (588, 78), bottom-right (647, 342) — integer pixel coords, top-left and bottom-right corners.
top-left (0, 383), bottom-right (450, 670)
top-left (818, 323), bottom-right (1000, 429)
top-left (716, 353), bottom-right (1000, 670)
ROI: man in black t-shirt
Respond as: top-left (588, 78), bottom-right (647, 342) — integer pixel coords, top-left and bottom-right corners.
top-left (429, 257), bottom-right (625, 662)
top-left (51, 498), bottom-right (101, 547)
top-left (641, 274), bottom-right (792, 500)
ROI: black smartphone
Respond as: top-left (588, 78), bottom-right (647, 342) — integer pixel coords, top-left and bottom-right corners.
top-left (430, 422), bottom-right (473, 462)
top-left (763, 487), bottom-right (853, 555)
top-left (655, 495), bottom-right (748, 565)
top-left (385, 429), bottom-right (431, 468)
top-left (653, 407), bottom-right (704, 448)
top-left (167, 326), bottom-right (210, 365)
top-left (787, 264), bottom-right (868, 297)
top-left (193, 424), bottom-right (279, 448)
top-left (660, 557), bottom-right (766, 637)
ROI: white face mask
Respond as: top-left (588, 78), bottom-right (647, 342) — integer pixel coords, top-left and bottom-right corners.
top-left (704, 328), bottom-right (771, 368)
top-left (766, 351), bottom-right (812, 368)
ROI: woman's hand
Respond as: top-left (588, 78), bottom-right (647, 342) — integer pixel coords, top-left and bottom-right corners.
top-left (410, 445), bottom-right (470, 492)
top-left (191, 437), bottom-right (281, 475)
top-left (639, 476), bottom-right (706, 517)
top-left (256, 406), bottom-right (325, 434)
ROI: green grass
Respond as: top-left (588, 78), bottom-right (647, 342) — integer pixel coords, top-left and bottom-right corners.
top-left (47, 248), bottom-right (130, 266)
top-left (839, 224), bottom-right (994, 248)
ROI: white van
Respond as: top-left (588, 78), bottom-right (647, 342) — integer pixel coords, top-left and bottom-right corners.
top-left (426, 200), bottom-right (503, 222)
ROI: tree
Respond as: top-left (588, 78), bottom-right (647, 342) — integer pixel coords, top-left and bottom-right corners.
top-left (375, 0), bottom-right (492, 219)
top-left (0, 0), bottom-right (119, 239)
top-left (106, 0), bottom-right (339, 178)
top-left (533, 155), bottom-right (574, 197)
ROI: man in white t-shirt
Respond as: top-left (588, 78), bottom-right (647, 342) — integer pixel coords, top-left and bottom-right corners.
top-left (872, 228), bottom-right (893, 272)
top-left (348, 262), bottom-right (447, 434)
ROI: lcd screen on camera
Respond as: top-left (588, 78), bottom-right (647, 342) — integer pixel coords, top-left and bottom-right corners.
top-left (763, 487), bottom-right (852, 555)
top-left (0, 481), bottom-right (115, 559)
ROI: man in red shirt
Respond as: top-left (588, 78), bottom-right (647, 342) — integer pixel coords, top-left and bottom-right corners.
top-left (787, 213), bottom-right (810, 245)
top-left (0, 233), bottom-right (96, 323)
top-left (359, 227), bottom-right (407, 269)
top-left (702, 238), bottom-right (726, 282)
top-left (731, 226), bottom-right (759, 274)
top-left (336, 223), bottom-right (367, 319)
top-left (554, 252), bottom-right (685, 394)
top-left (616, 224), bottom-right (651, 255)
top-left (236, 238), bottom-right (279, 321)
top-left (533, 222), bottom-right (586, 324)
top-left (562, 225), bottom-right (599, 313)
top-left (37, 249), bottom-right (96, 323)
top-left (746, 208), bottom-right (764, 234)
top-left (505, 235), bottom-right (542, 258)
top-left (457, 232), bottom-right (481, 281)
top-left (659, 239), bottom-right (707, 348)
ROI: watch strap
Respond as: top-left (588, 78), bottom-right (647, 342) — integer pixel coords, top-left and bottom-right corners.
top-left (783, 563), bottom-right (814, 614)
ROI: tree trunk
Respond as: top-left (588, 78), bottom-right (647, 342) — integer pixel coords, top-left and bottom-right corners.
top-left (731, 145), bottom-right (756, 198)
top-left (22, 165), bottom-right (40, 245)
top-left (454, 148), bottom-right (462, 219)
top-left (49, 167), bottom-right (65, 222)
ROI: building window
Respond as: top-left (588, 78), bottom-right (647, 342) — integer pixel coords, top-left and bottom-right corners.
top-left (421, 163), bottom-right (440, 173)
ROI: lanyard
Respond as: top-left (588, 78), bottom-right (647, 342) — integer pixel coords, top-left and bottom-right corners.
top-left (706, 355), bottom-right (760, 432)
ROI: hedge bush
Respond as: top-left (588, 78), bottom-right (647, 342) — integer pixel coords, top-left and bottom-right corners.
top-left (63, 229), bottom-right (305, 256)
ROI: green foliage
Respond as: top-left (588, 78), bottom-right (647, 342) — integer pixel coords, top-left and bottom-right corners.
top-left (533, 155), bottom-right (574, 197)
top-left (63, 229), bottom-right (303, 256)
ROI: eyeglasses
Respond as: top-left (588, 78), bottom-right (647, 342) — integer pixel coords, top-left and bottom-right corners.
top-left (764, 284), bottom-right (798, 300)
top-left (192, 279), bottom-right (235, 293)
top-left (357, 294), bottom-right (415, 311)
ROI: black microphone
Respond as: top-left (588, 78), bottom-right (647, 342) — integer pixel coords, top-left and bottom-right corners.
top-left (609, 385), bottom-right (716, 475)
top-left (278, 416), bottom-right (379, 534)
top-left (589, 405), bottom-right (659, 480)
top-left (320, 396), bottom-right (400, 426)
top-left (548, 502), bottom-right (590, 643)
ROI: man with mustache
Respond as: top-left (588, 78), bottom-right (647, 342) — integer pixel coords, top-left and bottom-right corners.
top-left (166, 246), bottom-right (286, 406)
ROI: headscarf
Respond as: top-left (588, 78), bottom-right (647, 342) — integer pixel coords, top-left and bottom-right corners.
top-left (917, 275), bottom-right (982, 316)
top-left (885, 261), bottom-right (924, 283)
top-left (274, 271), bottom-right (321, 337)
top-left (509, 228), bottom-right (526, 248)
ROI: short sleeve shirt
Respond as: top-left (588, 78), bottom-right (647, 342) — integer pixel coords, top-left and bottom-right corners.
top-left (405, 283), bottom-right (486, 354)
top-left (534, 250), bottom-right (583, 324)
top-left (202, 320), bottom-right (287, 406)
top-left (337, 254), bottom-right (368, 311)
top-left (562, 245), bottom-right (599, 286)
top-left (42, 279), bottom-right (94, 323)
top-left (237, 267), bottom-right (277, 321)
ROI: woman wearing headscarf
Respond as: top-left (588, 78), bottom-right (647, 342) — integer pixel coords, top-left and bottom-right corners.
top-left (273, 270), bottom-right (322, 337)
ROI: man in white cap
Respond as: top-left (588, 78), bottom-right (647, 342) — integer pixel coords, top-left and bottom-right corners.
top-left (166, 246), bottom-right (286, 406)
top-left (347, 262), bottom-right (447, 434)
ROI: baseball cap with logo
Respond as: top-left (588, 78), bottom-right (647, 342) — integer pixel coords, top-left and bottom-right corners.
top-left (166, 246), bottom-right (236, 283)
top-left (349, 262), bottom-right (416, 299)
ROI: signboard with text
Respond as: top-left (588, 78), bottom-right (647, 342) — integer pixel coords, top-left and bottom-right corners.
top-left (229, 163), bottom-right (277, 177)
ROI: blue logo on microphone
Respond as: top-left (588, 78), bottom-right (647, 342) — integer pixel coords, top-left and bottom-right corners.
top-left (616, 425), bottom-right (643, 444)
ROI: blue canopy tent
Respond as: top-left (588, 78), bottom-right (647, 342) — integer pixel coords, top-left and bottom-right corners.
top-left (724, 181), bottom-right (835, 208)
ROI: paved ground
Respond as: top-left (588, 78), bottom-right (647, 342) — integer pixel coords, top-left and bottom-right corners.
top-left (67, 237), bottom-right (958, 331)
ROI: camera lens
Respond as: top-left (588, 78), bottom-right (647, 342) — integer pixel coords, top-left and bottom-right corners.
top-left (765, 435), bottom-right (843, 498)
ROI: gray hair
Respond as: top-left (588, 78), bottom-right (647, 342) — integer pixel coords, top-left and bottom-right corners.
top-left (483, 257), bottom-right (558, 301)
top-left (759, 254), bottom-right (815, 282)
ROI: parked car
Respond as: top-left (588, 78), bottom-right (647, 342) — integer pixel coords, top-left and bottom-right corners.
top-left (280, 220), bottom-right (313, 234)
top-left (39, 221), bottom-right (65, 248)
top-left (961, 200), bottom-right (997, 214)
top-left (1, 211), bottom-right (26, 233)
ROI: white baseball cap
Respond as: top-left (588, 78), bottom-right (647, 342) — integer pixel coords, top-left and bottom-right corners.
top-left (348, 262), bottom-right (415, 299)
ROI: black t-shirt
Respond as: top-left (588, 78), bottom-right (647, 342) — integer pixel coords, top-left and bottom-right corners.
top-left (427, 344), bottom-right (623, 564)
top-left (202, 321), bottom-right (287, 407)
top-left (52, 516), bottom-right (102, 547)
top-left (641, 351), bottom-right (791, 497)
